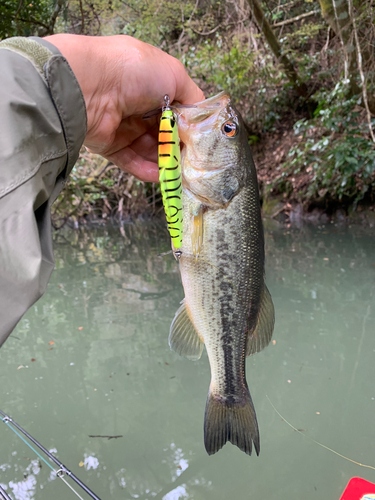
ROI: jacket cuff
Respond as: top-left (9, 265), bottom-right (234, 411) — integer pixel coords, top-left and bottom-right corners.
top-left (33, 37), bottom-right (87, 178)
top-left (0, 36), bottom-right (87, 178)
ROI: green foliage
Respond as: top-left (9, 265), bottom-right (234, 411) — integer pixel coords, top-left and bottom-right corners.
top-left (275, 18), bottom-right (331, 88)
top-left (111, 0), bottom-right (196, 47)
top-left (0, 0), bottom-right (58, 39)
top-left (2, 0), bottom-right (372, 216)
top-left (276, 81), bottom-right (375, 201)
top-left (59, 0), bottom-right (116, 36)
top-left (183, 34), bottom-right (283, 132)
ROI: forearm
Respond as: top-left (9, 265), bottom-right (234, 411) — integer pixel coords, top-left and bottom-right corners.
top-left (0, 37), bottom-right (86, 346)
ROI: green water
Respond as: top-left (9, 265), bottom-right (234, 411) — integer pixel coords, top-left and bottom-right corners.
top-left (1, 220), bottom-right (375, 500)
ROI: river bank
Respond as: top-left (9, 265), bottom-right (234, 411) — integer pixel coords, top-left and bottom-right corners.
top-left (253, 127), bottom-right (375, 227)
top-left (52, 128), bottom-right (375, 230)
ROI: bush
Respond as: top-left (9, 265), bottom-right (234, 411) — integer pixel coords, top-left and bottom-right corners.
top-left (274, 80), bottom-right (375, 203)
top-left (182, 34), bottom-right (283, 133)
top-left (0, 0), bottom-right (55, 38)
top-left (52, 150), bottom-right (159, 227)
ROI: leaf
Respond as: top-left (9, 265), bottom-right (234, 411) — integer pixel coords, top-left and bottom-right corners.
top-left (345, 157), bottom-right (358, 165)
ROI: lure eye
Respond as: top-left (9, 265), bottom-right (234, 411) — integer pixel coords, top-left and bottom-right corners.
top-left (222, 121), bottom-right (238, 137)
top-left (170, 117), bottom-right (176, 128)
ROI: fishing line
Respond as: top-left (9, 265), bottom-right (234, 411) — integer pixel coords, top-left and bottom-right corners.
top-left (1, 415), bottom-right (54, 471)
top-left (57, 470), bottom-right (85, 500)
top-left (0, 409), bottom-right (103, 500)
top-left (266, 395), bottom-right (375, 471)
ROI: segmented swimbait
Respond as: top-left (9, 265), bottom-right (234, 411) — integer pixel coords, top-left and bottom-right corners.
top-left (158, 95), bottom-right (183, 249)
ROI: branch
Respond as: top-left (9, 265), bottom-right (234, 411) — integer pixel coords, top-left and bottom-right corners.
top-left (79, 0), bottom-right (84, 33)
top-left (176, 3), bottom-right (185, 54)
top-left (119, 0), bottom-right (141, 14)
top-left (246, 0), bottom-right (309, 99)
top-left (188, 0), bottom-right (199, 24)
top-left (52, 198), bottom-right (83, 230)
top-left (1, 12), bottom-right (50, 29)
top-left (271, 0), bottom-right (302, 13)
top-left (348, 0), bottom-right (375, 139)
top-left (190, 23), bottom-right (222, 35)
top-left (272, 9), bottom-right (320, 27)
top-left (38, 0), bottom-right (64, 36)
top-left (332, 0), bottom-right (348, 79)
top-left (190, 18), bottom-right (248, 36)
top-left (14, 0), bottom-right (24, 19)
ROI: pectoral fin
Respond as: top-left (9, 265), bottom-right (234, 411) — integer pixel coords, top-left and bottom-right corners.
top-left (169, 299), bottom-right (204, 360)
top-left (191, 205), bottom-right (204, 259)
top-left (246, 284), bottom-right (275, 356)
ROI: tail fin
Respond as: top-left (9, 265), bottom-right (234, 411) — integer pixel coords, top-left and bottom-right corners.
top-left (204, 389), bottom-right (260, 456)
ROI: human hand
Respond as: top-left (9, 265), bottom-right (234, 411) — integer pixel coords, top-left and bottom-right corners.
top-left (44, 34), bottom-right (204, 182)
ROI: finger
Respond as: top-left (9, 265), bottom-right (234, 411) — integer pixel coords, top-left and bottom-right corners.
top-left (107, 120), bottom-right (159, 161)
top-left (129, 131), bottom-right (158, 164)
top-left (107, 148), bottom-right (159, 183)
top-left (85, 116), bottom-right (159, 157)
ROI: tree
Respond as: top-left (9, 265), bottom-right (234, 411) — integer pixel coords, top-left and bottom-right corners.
top-left (245, 0), bottom-right (309, 99)
top-left (0, 0), bottom-right (64, 39)
top-left (319, 0), bottom-right (375, 114)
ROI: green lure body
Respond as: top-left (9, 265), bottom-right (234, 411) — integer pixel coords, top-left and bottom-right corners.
top-left (158, 106), bottom-right (183, 248)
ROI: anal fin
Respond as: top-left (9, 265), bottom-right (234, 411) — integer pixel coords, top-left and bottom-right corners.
top-left (246, 283), bottom-right (275, 356)
top-left (169, 299), bottom-right (204, 360)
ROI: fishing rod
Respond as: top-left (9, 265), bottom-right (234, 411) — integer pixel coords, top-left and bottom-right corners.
top-left (0, 483), bottom-right (13, 500)
top-left (0, 409), bottom-right (102, 500)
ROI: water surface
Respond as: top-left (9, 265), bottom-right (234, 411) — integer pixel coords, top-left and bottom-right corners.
top-left (1, 220), bottom-right (375, 499)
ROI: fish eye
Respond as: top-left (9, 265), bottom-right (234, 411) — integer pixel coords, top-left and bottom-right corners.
top-left (222, 121), bottom-right (238, 138)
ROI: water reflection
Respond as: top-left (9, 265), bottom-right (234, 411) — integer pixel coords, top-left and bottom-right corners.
top-left (0, 456), bottom-right (60, 500)
top-left (0, 220), bottom-right (375, 499)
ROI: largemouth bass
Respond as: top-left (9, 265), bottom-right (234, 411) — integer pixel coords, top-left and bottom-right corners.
top-left (169, 92), bottom-right (275, 456)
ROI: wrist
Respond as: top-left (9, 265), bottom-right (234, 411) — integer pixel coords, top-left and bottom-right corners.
top-left (43, 34), bottom-right (119, 146)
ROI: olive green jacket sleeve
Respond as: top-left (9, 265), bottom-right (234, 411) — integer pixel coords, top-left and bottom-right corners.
top-left (0, 37), bottom-right (87, 347)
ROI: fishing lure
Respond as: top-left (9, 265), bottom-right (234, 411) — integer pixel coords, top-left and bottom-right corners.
top-left (158, 95), bottom-right (183, 249)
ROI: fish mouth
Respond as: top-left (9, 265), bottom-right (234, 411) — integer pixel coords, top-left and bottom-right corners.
top-left (178, 91), bottom-right (230, 125)
top-left (177, 92), bottom-right (234, 148)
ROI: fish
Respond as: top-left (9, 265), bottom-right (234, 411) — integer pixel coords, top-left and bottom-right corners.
top-left (169, 92), bottom-right (275, 456)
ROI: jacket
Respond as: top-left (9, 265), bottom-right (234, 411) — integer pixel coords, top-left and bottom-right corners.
top-left (0, 37), bottom-right (87, 347)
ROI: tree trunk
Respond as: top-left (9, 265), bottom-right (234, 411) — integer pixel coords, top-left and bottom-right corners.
top-left (319, 0), bottom-right (360, 94)
top-left (245, 0), bottom-right (309, 99)
top-left (319, 0), bottom-right (375, 114)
